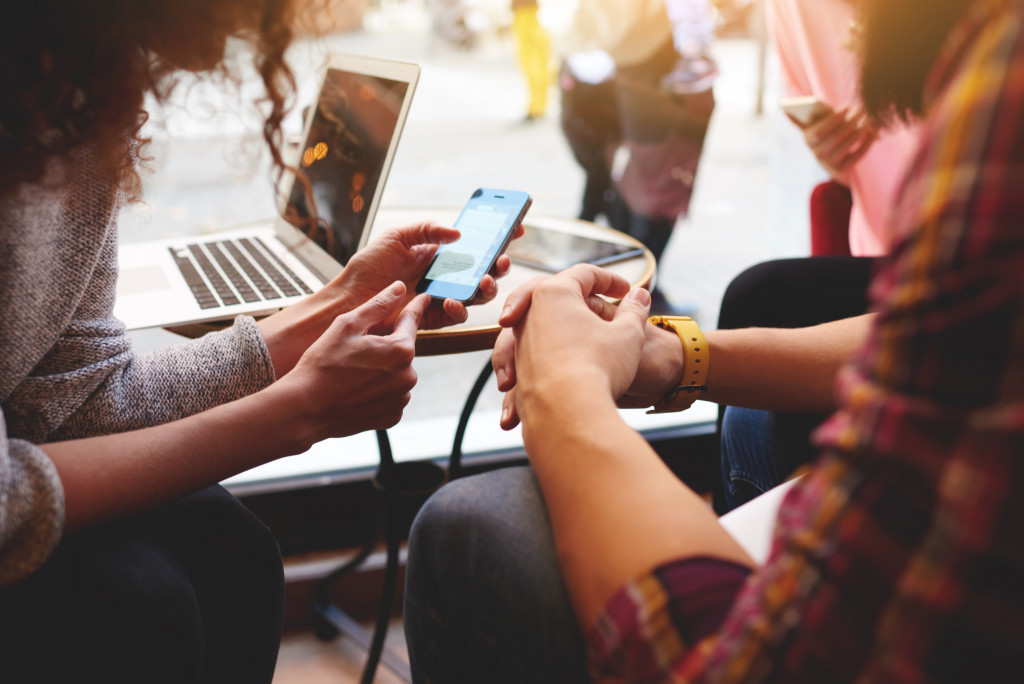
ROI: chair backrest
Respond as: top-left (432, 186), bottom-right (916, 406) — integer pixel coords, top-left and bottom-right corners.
top-left (809, 180), bottom-right (853, 256)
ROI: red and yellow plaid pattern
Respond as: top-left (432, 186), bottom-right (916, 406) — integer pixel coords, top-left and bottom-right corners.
top-left (589, 1), bottom-right (1024, 680)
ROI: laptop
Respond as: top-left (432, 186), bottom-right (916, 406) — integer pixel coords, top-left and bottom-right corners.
top-left (115, 52), bottom-right (421, 331)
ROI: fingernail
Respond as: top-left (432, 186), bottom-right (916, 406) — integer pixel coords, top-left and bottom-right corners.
top-left (629, 288), bottom-right (651, 306)
top-left (500, 305), bottom-right (511, 321)
top-left (501, 405), bottom-right (510, 423)
top-left (390, 281), bottom-right (405, 295)
top-left (495, 366), bottom-right (507, 387)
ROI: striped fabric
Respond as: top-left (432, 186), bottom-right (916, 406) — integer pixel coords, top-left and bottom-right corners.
top-left (587, 1), bottom-right (1024, 681)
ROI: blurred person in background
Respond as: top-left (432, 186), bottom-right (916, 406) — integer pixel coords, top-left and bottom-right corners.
top-left (557, 0), bottom-right (718, 314)
top-left (771, 0), bottom-right (921, 257)
top-left (663, 0), bottom-right (719, 93)
top-left (717, 0), bottom-right (928, 511)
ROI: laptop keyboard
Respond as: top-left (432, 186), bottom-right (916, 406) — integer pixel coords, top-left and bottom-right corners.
top-left (169, 237), bottom-right (315, 310)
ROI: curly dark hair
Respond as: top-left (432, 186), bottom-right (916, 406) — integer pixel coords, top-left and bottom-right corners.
top-left (0, 0), bottom-right (302, 200)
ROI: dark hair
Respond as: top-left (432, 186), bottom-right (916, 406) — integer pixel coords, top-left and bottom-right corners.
top-left (0, 0), bottom-right (300, 200)
top-left (858, 0), bottom-right (975, 122)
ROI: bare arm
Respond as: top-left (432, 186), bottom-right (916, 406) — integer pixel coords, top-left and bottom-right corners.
top-left (505, 269), bottom-right (753, 629)
top-left (494, 271), bottom-right (873, 427)
top-left (701, 314), bottom-right (872, 412)
top-left (496, 266), bottom-right (873, 629)
top-left (521, 381), bottom-right (754, 628)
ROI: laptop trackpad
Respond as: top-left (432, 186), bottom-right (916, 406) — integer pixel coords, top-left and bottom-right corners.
top-left (118, 266), bottom-right (171, 297)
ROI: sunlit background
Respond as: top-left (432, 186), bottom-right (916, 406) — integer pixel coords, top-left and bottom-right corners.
top-left (122, 0), bottom-right (825, 483)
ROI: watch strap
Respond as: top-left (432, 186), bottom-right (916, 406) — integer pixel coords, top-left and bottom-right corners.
top-left (647, 315), bottom-right (709, 413)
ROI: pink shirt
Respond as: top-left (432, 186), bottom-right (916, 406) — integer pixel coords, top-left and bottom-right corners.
top-left (767, 0), bottom-right (921, 256)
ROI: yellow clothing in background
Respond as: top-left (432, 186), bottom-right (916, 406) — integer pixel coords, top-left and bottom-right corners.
top-left (512, 5), bottom-right (553, 118)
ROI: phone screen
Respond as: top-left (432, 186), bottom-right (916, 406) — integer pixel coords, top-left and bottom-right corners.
top-left (417, 188), bottom-right (532, 302)
top-left (780, 96), bottom-right (830, 126)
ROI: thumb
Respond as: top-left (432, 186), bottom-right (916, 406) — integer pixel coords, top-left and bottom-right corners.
top-left (613, 287), bottom-right (652, 327)
top-left (353, 280), bottom-right (408, 333)
top-left (391, 293), bottom-right (430, 343)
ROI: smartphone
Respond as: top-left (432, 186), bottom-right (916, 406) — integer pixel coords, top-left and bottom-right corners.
top-left (780, 95), bottom-right (831, 126)
top-left (416, 188), bottom-right (532, 302)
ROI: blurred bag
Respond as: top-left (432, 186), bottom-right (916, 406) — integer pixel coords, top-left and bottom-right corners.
top-left (612, 130), bottom-right (707, 219)
top-left (611, 73), bottom-right (714, 220)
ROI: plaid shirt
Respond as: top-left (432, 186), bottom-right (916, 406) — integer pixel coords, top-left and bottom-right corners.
top-left (588, 1), bottom-right (1024, 681)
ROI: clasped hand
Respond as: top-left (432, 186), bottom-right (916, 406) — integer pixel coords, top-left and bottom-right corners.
top-left (491, 264), bottom-right (685, 430)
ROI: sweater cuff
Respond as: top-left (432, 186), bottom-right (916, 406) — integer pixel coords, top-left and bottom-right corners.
top-left (0, 441), bottom-right (65, 585)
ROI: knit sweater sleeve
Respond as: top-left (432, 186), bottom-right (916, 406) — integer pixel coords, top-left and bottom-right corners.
top-left (0, 315), bottom-right (275, 585)
top-left (0, 171), bottom-right (277, 583)
top-left (3, 222), bottom-right (277, 443)
top-left (0, 412), bottom-right (64, 585)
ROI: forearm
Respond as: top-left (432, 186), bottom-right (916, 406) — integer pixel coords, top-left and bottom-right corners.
top-left (258, 289), bottom-right (352, 377)
top-left (47, 280), bottom-right (426, 533)
top-left (42, 381), bottom-right (314, 533)
top-left (701, 314), bottom-right (872, 413)
top-left (520, 381), bottom-right (752, 629)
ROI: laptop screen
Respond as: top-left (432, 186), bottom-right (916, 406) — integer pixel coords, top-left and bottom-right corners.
top-left (284, 67), bottom-right (411, 265)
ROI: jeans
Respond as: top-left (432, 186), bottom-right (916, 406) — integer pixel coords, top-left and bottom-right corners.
top-left (720, 406), bottom-right (782, 510)
top-left (404, 467), bottom-right (588, 684)
top-left (720, 406), bottom-right (826, 511)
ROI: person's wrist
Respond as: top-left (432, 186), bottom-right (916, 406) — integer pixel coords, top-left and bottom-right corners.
top-left (259, 286), bottom-right (354, 375)
top-left (652, 322), bottom-right (687, 397)
top-left (518, 366), bottom-right (615, 423)
top-left (247, 380), bottom-right (322, 456)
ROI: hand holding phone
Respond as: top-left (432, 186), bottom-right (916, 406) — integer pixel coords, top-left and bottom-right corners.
top-left (416, 188), bottom-right (532, 303)
top-left (780, 95), bottom-right (831, 126)
top-left (785, 100), bottom-right (877, 184)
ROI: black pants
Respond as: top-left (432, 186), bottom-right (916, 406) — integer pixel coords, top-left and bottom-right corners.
top-left (713, 256), bottom-right (878, 511)
top-left (0, 485), bottom-right (284, 684)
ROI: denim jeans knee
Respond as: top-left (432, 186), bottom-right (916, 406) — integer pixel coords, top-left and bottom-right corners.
top-left (720, 406), bottom-right (782, 511)
top-left (404, 466), bottom-right (588, 684)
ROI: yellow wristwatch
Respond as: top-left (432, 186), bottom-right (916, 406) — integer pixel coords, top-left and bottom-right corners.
top-left (647, 315), bottom-right (709, 413)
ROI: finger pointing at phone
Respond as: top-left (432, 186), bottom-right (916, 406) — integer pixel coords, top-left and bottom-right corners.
top-left (279, 281), bottom-right (428, 441)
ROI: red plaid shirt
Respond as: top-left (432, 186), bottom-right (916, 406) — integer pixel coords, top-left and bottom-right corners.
top-left (589, 1), bottom-right (1024, 681)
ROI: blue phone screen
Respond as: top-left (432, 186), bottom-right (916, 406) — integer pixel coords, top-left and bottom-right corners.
top-left (418, 188), bottom-right (531, 301)
top-left (424, 205), bottom-right (515, 287)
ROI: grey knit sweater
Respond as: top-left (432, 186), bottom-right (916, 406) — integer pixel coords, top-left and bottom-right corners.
top-left (0, 158), bottom-right (277, 584)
